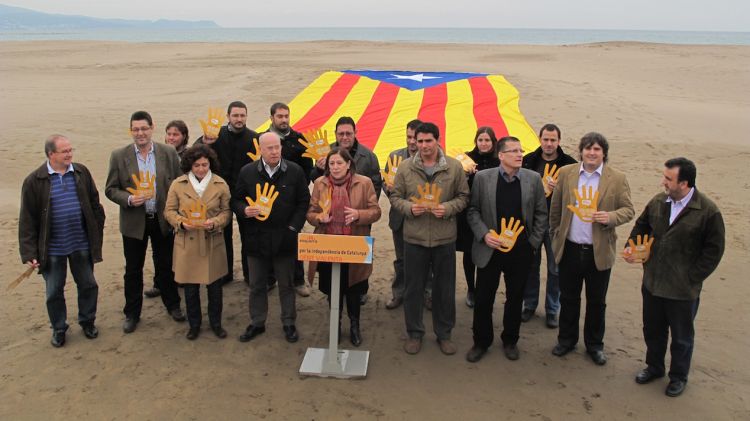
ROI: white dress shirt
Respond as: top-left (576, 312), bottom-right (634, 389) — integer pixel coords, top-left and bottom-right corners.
top-left (567, 163), bottom-right (603, 245)
top-left (667, 187), bottom-right (695, 225)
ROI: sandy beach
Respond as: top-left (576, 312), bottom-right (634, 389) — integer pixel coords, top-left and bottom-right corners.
top-left (0, 40), bottom-right (748, 420)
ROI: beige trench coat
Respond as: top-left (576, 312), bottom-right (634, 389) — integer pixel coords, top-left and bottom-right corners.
top-left (164, 173), bottom-right (231, 284)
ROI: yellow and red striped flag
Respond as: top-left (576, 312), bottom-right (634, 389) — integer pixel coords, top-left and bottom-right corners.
top-left (256, 70), bottom-right (539, 164)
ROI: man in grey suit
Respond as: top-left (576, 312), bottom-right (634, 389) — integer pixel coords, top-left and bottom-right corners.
top-left (105, 111), bottom-right (185, 333)
top-left (466, 136), bottom-right (548, 362)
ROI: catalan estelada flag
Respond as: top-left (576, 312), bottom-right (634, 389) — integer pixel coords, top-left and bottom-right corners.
top-left (255, 70), bottom-right (539, 164)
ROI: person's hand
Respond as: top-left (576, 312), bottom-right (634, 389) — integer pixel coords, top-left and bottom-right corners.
top-left (484, 232), bottom-right (502, 249)
top-left (246, 183), bottom-right (279, 221)
top-left (26, 259), bottom-right (39, 269)
top-left (409, 182), bottom-right (442, 209)
top-left (315, 157), bottom-right (326, 170)
top-left (622, 234), bottom-right (655, 263)
top-left (246, 138), bottom-right (261, 162)
top-left (244, 205), bottom-right (260, 218)
top-left (411, 203), bottom-right (427, 216)
top-left (202, 219), bottom-right (215, 230)
top-left (129, 194), bottom-right (146, 207)
top-left (592, 211), bottom-right (610, 225)
top-left (543, 163), bottom-right (561, 197)
top-left (381, 155), bottom-right (402, 189)
top-left (300, 129), bottom-right (331, 160)
top-left (126, 171), bottom-right (155, 200)
top-left (430, 204), bottom-right (446, 218)
top-left (567, 186), bottom-right (599, 223)
top-left (202, 135), bottom-right (218, 145)
top-left (344, 207), bottom-right (360, 225)
top-left (181, 221), bottom-right (197, 231)
top-left (448, 148), bottom-right (477, 173)
top-left (199, 107), bottom-right (225, 139)
top-left (487, 217), bottom-right (525, 252)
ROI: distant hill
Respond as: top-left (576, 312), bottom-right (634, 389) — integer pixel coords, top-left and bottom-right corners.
top-left (0, 4), bottom-right (220, 30)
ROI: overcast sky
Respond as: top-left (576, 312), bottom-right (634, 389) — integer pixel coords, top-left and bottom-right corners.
top-left (3, 0), bottom-right (748, 32)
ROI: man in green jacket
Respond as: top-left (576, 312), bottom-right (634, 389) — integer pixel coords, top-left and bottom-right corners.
top-left (390, 122), bottom-right (470, 356)
top-left (624, 157), bottom-right (725, 397)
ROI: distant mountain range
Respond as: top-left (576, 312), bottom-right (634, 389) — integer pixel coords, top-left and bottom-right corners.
top-left (0, 4), bottom-right (220, 30)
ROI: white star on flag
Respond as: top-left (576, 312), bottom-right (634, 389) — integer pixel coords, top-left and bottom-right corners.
top-left (389, 73), bottom-right (441, 83)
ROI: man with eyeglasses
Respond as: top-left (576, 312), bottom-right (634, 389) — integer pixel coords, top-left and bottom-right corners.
top-left (548, 132), bottom-right (634, 366)
top-left (311, 116), bottom-right (382, 304)
top-left (465, 136), bottom-right (548, 362)
top-left (20, 135), bottom-right (105, 347)
top-left (105, 110), bottom-right (185, 334)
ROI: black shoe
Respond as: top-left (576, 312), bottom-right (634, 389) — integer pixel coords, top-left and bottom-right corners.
top-left (350, 320), bottom-right (362, 347)
top-left (144, 287), bottom-right (161, 298)
top-left (283, 325), bottom-right (299, 343)
top-left (359, 293), bottom-right (368, 305)
top-left (81, 323), bottom-right (99, 339)
top-left (169, 307), bottom-right (186, 322)
top-left (546, 313), bottom-right (559, 328)
top-left (503, 343), bottom-right (520, 361)
top-left (122, 317), bottom-right (139, 334)
top-left (665, 379), bottom-right (687, 397)
top-left (51, 330), bottom-right (65, 348)
top-left (635, 368), bottom-right (664, 384)
top-left (552, 343), bottom-right (575, 357)
top-left (588, 350), bottom-right (608, 366)
top-left (466, 346), bottom-right (487, 363)
top-left (186, 327), bottom-right (200, 340)
top-left (238, 325), bottom-right (265, 342)
top-left (211, 325), bottom-right (227, 339)
top-left (521, 308), bottom-right (534, 322)
top-left (465, 291), bottom-right (475, 308)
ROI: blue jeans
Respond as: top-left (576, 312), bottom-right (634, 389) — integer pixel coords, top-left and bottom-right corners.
top-left (42, 250), bottom-right (98, 332)
top-left (523, 229), bottom-right (560, 315)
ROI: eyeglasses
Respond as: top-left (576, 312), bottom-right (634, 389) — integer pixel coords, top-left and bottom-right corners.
top-left (55, 148), bottom-right (74, 154)
top-left (501, 148), bottom-right (524, 154)
top-left (131, 127), bottom-right (152, 133)
top-left (336, 131), bottom-right (354, 137)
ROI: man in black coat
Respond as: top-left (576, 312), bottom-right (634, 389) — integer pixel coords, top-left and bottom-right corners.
top-left (232, 132), bottom-right (310, 344)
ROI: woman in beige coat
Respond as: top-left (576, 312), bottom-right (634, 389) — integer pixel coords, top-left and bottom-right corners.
top-left (164, 145), bottom-right (231, 340)
top-left (307, 147), bottom-right (381, 346)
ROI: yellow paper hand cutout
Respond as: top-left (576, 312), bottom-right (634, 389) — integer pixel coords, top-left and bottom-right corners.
top-left (623, 234), bottom-right (655, 263)
top-left (199, 107), bottom-right (226, 139)
top-left (380, 155), bottom-right (403, 188)
top-left (409, 182), bottom-right (442, 209)
top-left (245, 182), bottom-right (279, 221)
top-left (246, 138), bottom-right (261, 162)
top-left (567, 186), bottom-right (599, 223)
top-left (488, 217), bottom-right (525, 253)
top-left (317, 188), bottom-right (332, 221)
top-left (543, 163), bottom-right (561, 198)
top-left (299, 129), bottom-right (331, 160)
top-left (448, 148), bottom-right (477, 173)
top-left (126, 171), bottom-right (155, 199)
top-left (181, 199), bottom-right (207, 227)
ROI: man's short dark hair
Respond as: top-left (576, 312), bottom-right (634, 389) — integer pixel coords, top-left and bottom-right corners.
top-left (578, 132), bottom-right (609, 163)
top-left (415, 122), bottom-right (439, 141)
top-left (227, 101), bottom-right (247, 114)
top-left (406, 119), bottom-right (423, 131)
top-left (270, 102), bottom-right (289, 116)
top-left (180, 144), bottom-right (220, 174)
top-left (335, 116), bottom-right (356, 131)
top-left (665, 157), bottom-right (697, 188)
top-left (539, 123), bottom-right (561, 139)
top-left (496, 136), bottom-right (521, 154)
top-left (130, 111), bottom-right (153, 126)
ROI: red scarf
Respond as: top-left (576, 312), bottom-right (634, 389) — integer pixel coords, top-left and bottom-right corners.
top-left (325, 172), bottom-right (352, 235)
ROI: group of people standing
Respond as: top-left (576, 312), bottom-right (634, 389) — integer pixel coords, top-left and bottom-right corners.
top-left (19, 101), bottom-right (724, 398)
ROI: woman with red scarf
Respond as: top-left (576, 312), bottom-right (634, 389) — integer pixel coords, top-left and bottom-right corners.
top-left (307, 147), bottom-right (381, 346)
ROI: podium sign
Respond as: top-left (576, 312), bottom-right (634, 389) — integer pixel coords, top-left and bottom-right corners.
top-left (298, 233), bottom-right (373, 264)
top-left (298, 234), bottom-right (373, 379)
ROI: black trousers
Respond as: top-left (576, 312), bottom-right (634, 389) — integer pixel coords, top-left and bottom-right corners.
top-left (122, 216), bottom-right (180, 319)
top-left (642, 286), bottom-right (700, 382)
top-left (472, 244), bottom-right (533, 348)
top-left (557, 240), bottom-right (611, 351)
top-left (224, 214), bottom-right (250, 283)
top-left (183, 281), bottom-right (223, 329)
top-left (317, 263), bottom-right (365, 320)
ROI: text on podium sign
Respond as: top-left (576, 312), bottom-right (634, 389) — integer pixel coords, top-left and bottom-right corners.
top-left (298, 233), bottom-right (374, 264)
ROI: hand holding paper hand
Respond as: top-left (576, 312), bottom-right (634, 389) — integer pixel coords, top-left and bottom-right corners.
top-left (246, 138), bottom-right (261, 162)
top-left (543, 163), bottom-right (561, 197)
top-left (449, 148), bottom-right (477, 173)
top-left (181, 199), bottom-right (207, 228)
top-left (300, 129), bottom-right (331, 160)
top-left (623, 234), bottom-right (655, 263)
top-left (380, 155), bottom-right (402, 188)
top-left (409, 182), bottom-right (442, 209)
top-left (126, 171), bottom-right (155, 199)
top-left (567, 186), bottom-right (599, 223)
top-left (317, 188), bottom-right (332, 222)
top-left (199, 107), bottom-right (226, 139)
top-left (487, 217), bottom-right (525, 252)
top-left (246, 182), bottom-right (279, 221)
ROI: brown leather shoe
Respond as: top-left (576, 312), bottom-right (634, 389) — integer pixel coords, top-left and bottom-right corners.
top-left (404, 338), bottom-right (422, 354)
top-left (438, 339), bottom-right (457, 355)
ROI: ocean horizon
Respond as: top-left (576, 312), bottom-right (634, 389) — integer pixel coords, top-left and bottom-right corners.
top-left (1, 27), bottom-right (749, 45)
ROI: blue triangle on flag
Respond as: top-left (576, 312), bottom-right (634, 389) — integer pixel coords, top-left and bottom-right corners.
top-left (344, 70), bottom-right (487, 91)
